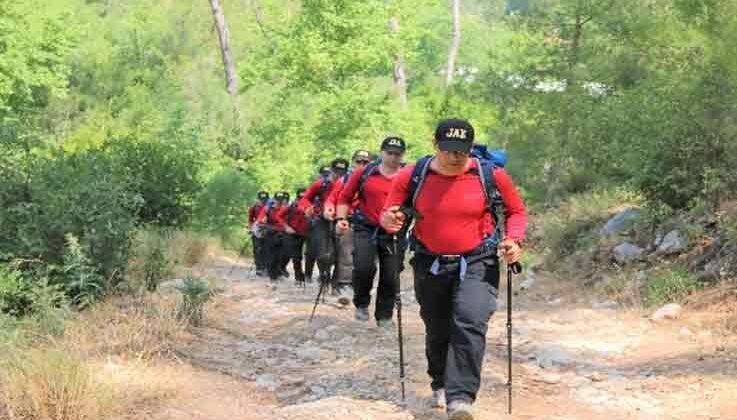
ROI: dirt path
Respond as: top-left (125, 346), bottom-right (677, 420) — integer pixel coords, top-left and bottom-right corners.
top-left (145, 256), bottom-right (737, 420)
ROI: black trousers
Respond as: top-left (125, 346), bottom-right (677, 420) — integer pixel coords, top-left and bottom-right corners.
top-left (352, 226), bottom-right (405, 321)
top-left (413, 252), bottom-right (499, 404)
top-left (284, 234), bottom-right (306, 282)
top-left (265, 232), bottom-right (288, 281)
top-left (252, 234), bottom-right (267, 271)
top-left (307, 218), bottom-right (335, 285)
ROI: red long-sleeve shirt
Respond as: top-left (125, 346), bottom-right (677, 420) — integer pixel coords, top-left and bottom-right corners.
top-left (285, 203), bottom-right (310, 236)
top-left (326, 177), bottom-right (344, 208)
top-left (339, 165), bottom-right (397, 226)
top-left (382, 159), bottom-right (527, 255)
top-left (248, 203), bottom-right (265, 228)
top-left (298, 178), bottom-right (334, 215)
top-left (328, 175), bottom-right (359, 212)
top-left (257, 204), bottom-right (287, 232)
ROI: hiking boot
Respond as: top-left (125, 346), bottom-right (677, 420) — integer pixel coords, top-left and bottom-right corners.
top-left (376, 318), bottom-right (394, 331)
top-left (447, 401), bottom-right (473, 420)
top-left (432, 388), bottom-right (446, 409)
top-left (355, 307), bottom-right (369, 321)
top-left (337, 286), bottom-right (353, 305)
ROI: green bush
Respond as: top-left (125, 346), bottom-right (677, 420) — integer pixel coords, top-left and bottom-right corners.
top-left (130, 229), bottom-right (174, 293)
top-left (0, 150), bottom-right (141, 284)
top-left (0, 265), bottom-right (68, 336)
top-left (60, 235), bottom-right (104, 309)
top-left (192, 167), bottom-right (256, 238)
top-left (176, 274), bottom-right (212, 326)
top-left (646, 267), bottom-right (700, 307)
top-left (0, 265), bottom-right (32, 317)
top-left (108, 139), bottom-right (204, 227)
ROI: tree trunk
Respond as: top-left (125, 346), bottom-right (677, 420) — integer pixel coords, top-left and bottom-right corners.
top-left (445, 0), bottom-right (461, 87)
top-left (208, 0), bottom-right (241, 122)
top-left (389, 17), bottom-right (408, 107)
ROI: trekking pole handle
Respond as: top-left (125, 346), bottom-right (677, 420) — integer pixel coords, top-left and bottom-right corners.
top-left (510, 261), bottom-right (522, 274)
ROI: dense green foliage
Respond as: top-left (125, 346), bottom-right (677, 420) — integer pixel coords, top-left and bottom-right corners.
top-left (2, 0), bottom-right (737, 311)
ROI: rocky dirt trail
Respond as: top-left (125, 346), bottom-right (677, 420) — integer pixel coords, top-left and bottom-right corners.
top-left (146, 256), bottom-right (737, 420)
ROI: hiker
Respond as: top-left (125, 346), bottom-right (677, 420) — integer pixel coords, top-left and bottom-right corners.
top-left (257, 192), bottom-right (290, 282)
top-left (248, 191), bottom-right (270, 276)
top-left (336, 138), bottom-right (407, 327)
top-left (299, 159), bottom-right (350, 290)
top-left (284, 188), bottom-right (310, 284)
top-left (324, 149), bottom-right (372, 304)
top-left (381, 119), bottom-right (527, 420)
top-left (304, 165), bottom-right (330, 282)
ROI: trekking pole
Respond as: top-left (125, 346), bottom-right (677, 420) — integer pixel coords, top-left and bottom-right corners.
top-left (392, 234), bottom-right (406, 402)
top-left (310, 275), bottom-right (328, 322)
top-left (507, 261), bottom-right (522, 415)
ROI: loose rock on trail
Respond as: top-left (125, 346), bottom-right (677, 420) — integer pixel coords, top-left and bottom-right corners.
top-left (144, 256), bottom-right (737, 420)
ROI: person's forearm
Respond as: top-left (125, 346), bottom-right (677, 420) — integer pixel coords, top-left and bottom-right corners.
top-left (336, 204), bottom-right (349, 219)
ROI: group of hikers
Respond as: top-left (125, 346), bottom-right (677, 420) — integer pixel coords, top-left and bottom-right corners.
top-left (246, 119), bottom-right (528, 420)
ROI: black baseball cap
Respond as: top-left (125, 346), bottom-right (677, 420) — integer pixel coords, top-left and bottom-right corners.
top-left (279, 191), bottom-right (290, 201)
top-left (296, 187), bottom-right (307, 199)
top-left (257, 191), bottom-right (269, 200)
top-left (273, 192), bottom-right (283, 201)
top-left (319, 165), bottom-right (331, 176)
top-left (435, 119), bottom-right (474, 153)
top-left (352, 149), bottom-right (371, 162)
top-left (381, 136), bottom-right (406, 153)
top-left (331, 158), bottom-right (349, 174)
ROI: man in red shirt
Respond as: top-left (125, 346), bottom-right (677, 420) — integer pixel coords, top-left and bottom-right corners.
top-left (304, 165), bottom-right (330, 282)
top-left (336, 138), bottom-right (406, 326)
top-left (284, 188), bottom-right (310, 284)
top-left (381, 119), bottom-right (527, 420)
top-left (299, 158), bottom-right (349, 289)
top-left (324, 149), bottom-right (371, 304)
top-left (256, 192), bottom-right (290, 282)
top-left (248, 191), bottom-right (269, 276)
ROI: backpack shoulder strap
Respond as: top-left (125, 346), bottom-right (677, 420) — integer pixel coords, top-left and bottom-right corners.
top-left (407, 156), bottom-right (434, 209)
top-left (342, 170), bottom-right (353, 184)
top-left (286, 203), bottom-right (296, 225)
top-left (356, 162), bottom-right (380, 197)
top-left (474, 158), bottom-right (498, 212)
top-left (474, 158), bottom-right (505, 244)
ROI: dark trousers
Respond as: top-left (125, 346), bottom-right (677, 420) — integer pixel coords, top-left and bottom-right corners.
top-left (265, 232), bottom-right (287, 281)
top-left (308, 218), bottom-right (335, 285)
top-left (304, 243), bottom-right (316, 281)
top-left (253, 234), bottom-right (266, 271)
top-left (413, 252), bottom-right (499, 404)
top-left (352, 226), bottom-right (405, 321)
top-left (285, 234), bottom-right (306, 282)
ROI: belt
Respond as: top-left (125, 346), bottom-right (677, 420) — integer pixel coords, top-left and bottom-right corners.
top-left (415, 240), bottom-right (497, 281)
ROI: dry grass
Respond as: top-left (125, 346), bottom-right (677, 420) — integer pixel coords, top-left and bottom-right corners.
top-left (0, 229), bottom-right (230, 420)
top-left (168, 231), bottom-right (219, 268)
top-left (682, 282), bottom-right (737, 333)
top-left (63, 295), bottom-right (188, 361)
top-left (127, 229), bottom-right (222, 293)
top-left (0, 292), bottom-right (199, 420)
top-left (1, 349), bottom-right (114, 420)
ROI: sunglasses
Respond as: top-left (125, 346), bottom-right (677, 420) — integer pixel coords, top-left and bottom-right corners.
top-left (354, 159), bottom-right (370, 165)
top-left (385, 150), bottom-right (404, 157)
top-left (439, 149), bottom-right (470, 157)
